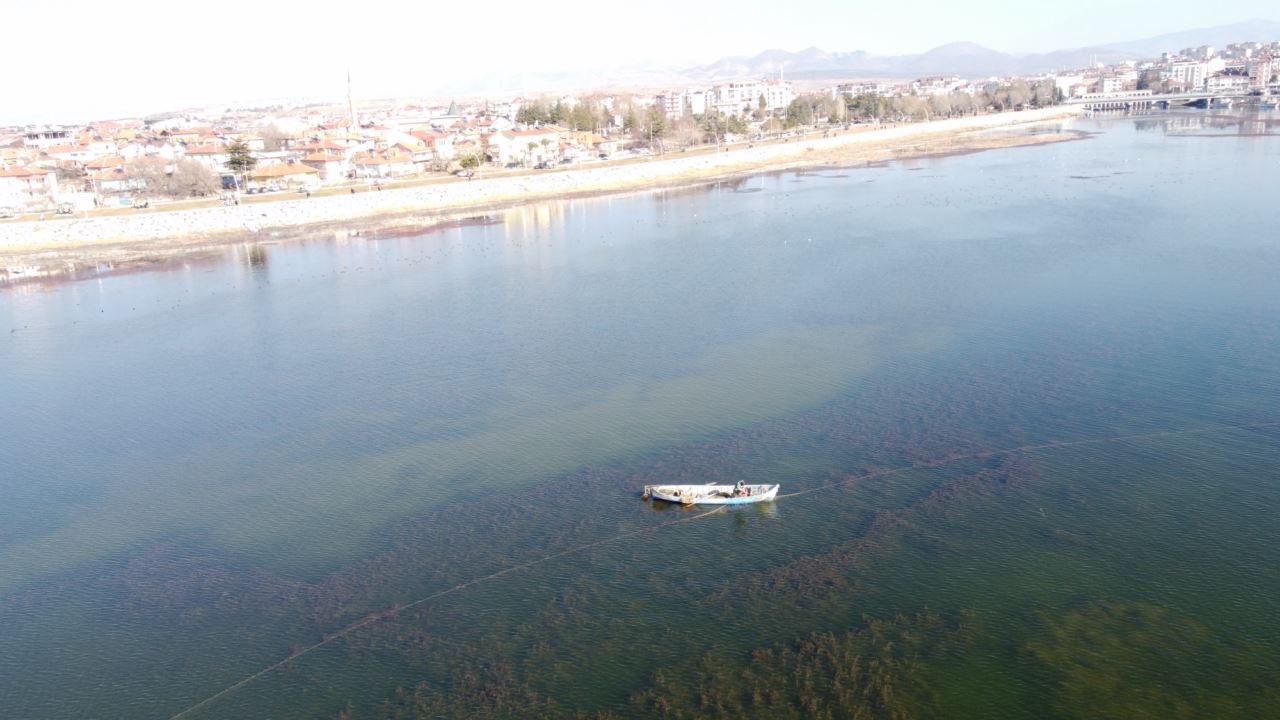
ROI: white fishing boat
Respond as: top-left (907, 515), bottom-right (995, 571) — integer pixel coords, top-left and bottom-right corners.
top-left (643, 481), bottom-right (779, 505)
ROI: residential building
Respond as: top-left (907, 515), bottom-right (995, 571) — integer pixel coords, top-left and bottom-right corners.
top-left (709, 80), bottom-right (793, 117)
top-left (1205, 71), bottom-right (1249, 93)
top-left (911, 76), bottom-right (964, 96)
top-left (0, 165), bottom-right (57, 208)
top-left (22, 127), bottom-right (70, 148)
top-left (1248, 57), bottom-right (1273, 89)
top-left (248, 162), bottom-right (321, 188)
top-left (489, 128), bottom-right (561, 165)
top-left (1165, 60), bottom-right (1208, 89)
top-left (832, 82), bottom-right (895, 97)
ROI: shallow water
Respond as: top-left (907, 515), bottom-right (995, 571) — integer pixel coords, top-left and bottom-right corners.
top-left (2, 110), bottom-right (1278, 719)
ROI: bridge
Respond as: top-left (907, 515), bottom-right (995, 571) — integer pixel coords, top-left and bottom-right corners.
top-left (1066, 90), bottom-right (1259, 111)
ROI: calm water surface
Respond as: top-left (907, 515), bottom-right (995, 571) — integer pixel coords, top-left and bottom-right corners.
top-left (2, 111), bottom-right (1279, 719)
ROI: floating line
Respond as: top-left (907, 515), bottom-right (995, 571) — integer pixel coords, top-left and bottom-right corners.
top-left (776, 421), bottom-right (1280, 500)
top-left (167, 505), bottom-right (726, 719)
top-left (169, 419), bottom-right (1277, 718)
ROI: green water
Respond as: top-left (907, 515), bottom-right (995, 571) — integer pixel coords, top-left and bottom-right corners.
top-left (1, 111), bottom-right (1278, 718)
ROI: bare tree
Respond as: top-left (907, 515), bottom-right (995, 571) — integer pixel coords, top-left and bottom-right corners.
top-left (260, 125), bottom-right (291, 152)
top-left (171, 159), bottom-right (219, 196)
top-left (126, 156), bottom-right (219, 198)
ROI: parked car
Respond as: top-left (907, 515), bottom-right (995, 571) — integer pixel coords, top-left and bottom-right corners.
top-left (56, 203), bottom-right (74, 215)
top-left (0, 207), bottom-right (16, 219)
top-left (533, 162), bottom-right (550, 170)
top-left (559, 158), bottom-right (572, 164)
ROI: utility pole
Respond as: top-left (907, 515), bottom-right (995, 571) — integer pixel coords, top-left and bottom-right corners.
top-left (347, 69), bottom-right (357, 129)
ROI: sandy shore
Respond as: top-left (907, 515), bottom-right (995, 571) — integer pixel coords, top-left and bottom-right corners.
top-left (0, 107), bottom-right (1084, 282)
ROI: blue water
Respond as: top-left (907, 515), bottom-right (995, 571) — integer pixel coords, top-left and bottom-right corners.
top-left (1, 110), bottom-right (1278, 719)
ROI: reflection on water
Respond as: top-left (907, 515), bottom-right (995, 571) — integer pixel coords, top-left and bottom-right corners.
top-left (1, 111), bottom-right (1279, 719)
top-left (1133, 108), bottom-right (1280, 136)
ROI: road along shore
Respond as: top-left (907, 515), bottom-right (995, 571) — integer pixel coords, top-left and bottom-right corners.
top-left (0, 107), bottom-right (1084, 282)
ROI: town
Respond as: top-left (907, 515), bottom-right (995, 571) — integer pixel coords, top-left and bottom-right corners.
top-left (2, 39), bottom-right (1277, 216)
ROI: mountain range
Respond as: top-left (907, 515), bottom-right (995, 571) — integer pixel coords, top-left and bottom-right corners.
top-left (685, 19), bottom-right (1280, 81)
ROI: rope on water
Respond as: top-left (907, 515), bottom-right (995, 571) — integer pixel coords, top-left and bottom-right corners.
top-left (169, 419), bottom-right (1277, 718)
top-left (167, 505), bottom-right (725, 719)
top-left (776, 420), bottom-right (1280, 500)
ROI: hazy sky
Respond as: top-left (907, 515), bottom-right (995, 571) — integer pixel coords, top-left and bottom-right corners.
top-left (3, 0), bottom-right (1275, 124)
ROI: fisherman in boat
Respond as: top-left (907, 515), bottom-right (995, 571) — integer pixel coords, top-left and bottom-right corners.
top-left (734, 480), bottom-right (751, 497)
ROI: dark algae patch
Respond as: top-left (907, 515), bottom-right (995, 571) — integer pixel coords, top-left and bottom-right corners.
top-left (631, 611), bottom-right (977, 720)
top-left (1024, 600), bottom-right (1280, 719)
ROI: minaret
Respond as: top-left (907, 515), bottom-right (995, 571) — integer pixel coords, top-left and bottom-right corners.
top-left (347, 69), bottom-right (357, 128)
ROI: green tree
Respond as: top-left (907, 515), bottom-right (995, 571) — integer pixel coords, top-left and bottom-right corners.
top-left (784, 98), bottom-right (813, 128)
top-left (571, 102), bottom-right (595, 131)
top-left (224, 140), bottom-right (256, 190)
top-left (643, 107), bottom-right (667, 153)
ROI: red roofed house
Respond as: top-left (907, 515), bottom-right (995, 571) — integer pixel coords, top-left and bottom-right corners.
top-left (490, 128), bottom-right (561, 166)
top-left (248, 162), bottom-right (320, 189)
top-left (183, 143), bottom-right (230, 171)
top-left (410, 128), bottom-right (456, 161)
top-left (351, 150), bottom-right (416, 179)
top-left (0, 165), bottom-right (58, 209)
top-left (300, 151), bottom-right (351, 183)
top-left (84, 155), bottom-right (141, 199)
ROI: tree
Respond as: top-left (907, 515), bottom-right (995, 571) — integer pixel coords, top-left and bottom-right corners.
top-left (127, 156), bottom-right (219, 198)
top-left (126, 156), bottom-right (170, 197)
top-left (171, 159), bottom-right (219, 196)
top-left (260, 125), bottom-right (290, 151)
top-left (846, 92), bottom-right (887, 121)
top-left (1031, 80), bottom-right (1058, 107)
top-left (225, 140), bottom-right (256, 190)
top-left (571, 102), bottom-right (595, 132)
top-left (526, 141), bottom-right (538, 165)
top-left (784, 98), bottom-right (814, 128)
top-left (700, 112), bottom-right (724, 145)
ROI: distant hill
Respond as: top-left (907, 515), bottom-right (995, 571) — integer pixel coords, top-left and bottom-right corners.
top-left (436, 19), bottom-right (1280, 96)
top-left (684, 19), bottom-right (1280, 81)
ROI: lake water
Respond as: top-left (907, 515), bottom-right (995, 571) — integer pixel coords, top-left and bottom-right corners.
top-left (2, 110), bottom-right (1279, 719)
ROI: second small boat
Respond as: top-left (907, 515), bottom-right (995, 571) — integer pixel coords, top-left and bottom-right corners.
top-left (644, 481), bottom-right (779, 505)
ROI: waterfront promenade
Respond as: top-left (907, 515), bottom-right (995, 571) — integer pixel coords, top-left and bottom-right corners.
top-left (0, 107), bottom-right (1080, 277)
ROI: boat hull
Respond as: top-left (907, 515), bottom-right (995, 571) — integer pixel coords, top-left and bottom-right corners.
top-left (646, 484), bottom-right (779, 505)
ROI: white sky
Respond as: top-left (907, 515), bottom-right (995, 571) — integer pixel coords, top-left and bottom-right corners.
top-left (2, 0), bottom-right (1276, 124)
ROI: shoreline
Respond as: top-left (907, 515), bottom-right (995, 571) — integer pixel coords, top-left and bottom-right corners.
top-left (0, 108), bottom-right (1084, 285)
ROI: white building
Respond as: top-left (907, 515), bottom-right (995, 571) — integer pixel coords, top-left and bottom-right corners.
top-left (833, 81), bottom-right (895, 97)
top-left (1205, 72), bottom-right (1249, 93)
top-left (910, 76), bottom-right (964, 96)
top-left (1097, 76), bottom-right (1126, 93)
top-left (1248, 57), bottom-right (1274, 89)
top-left (1165, 61), bottom-right (1208, 89)
top-left (709, 80), bottom-right (794, 117)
